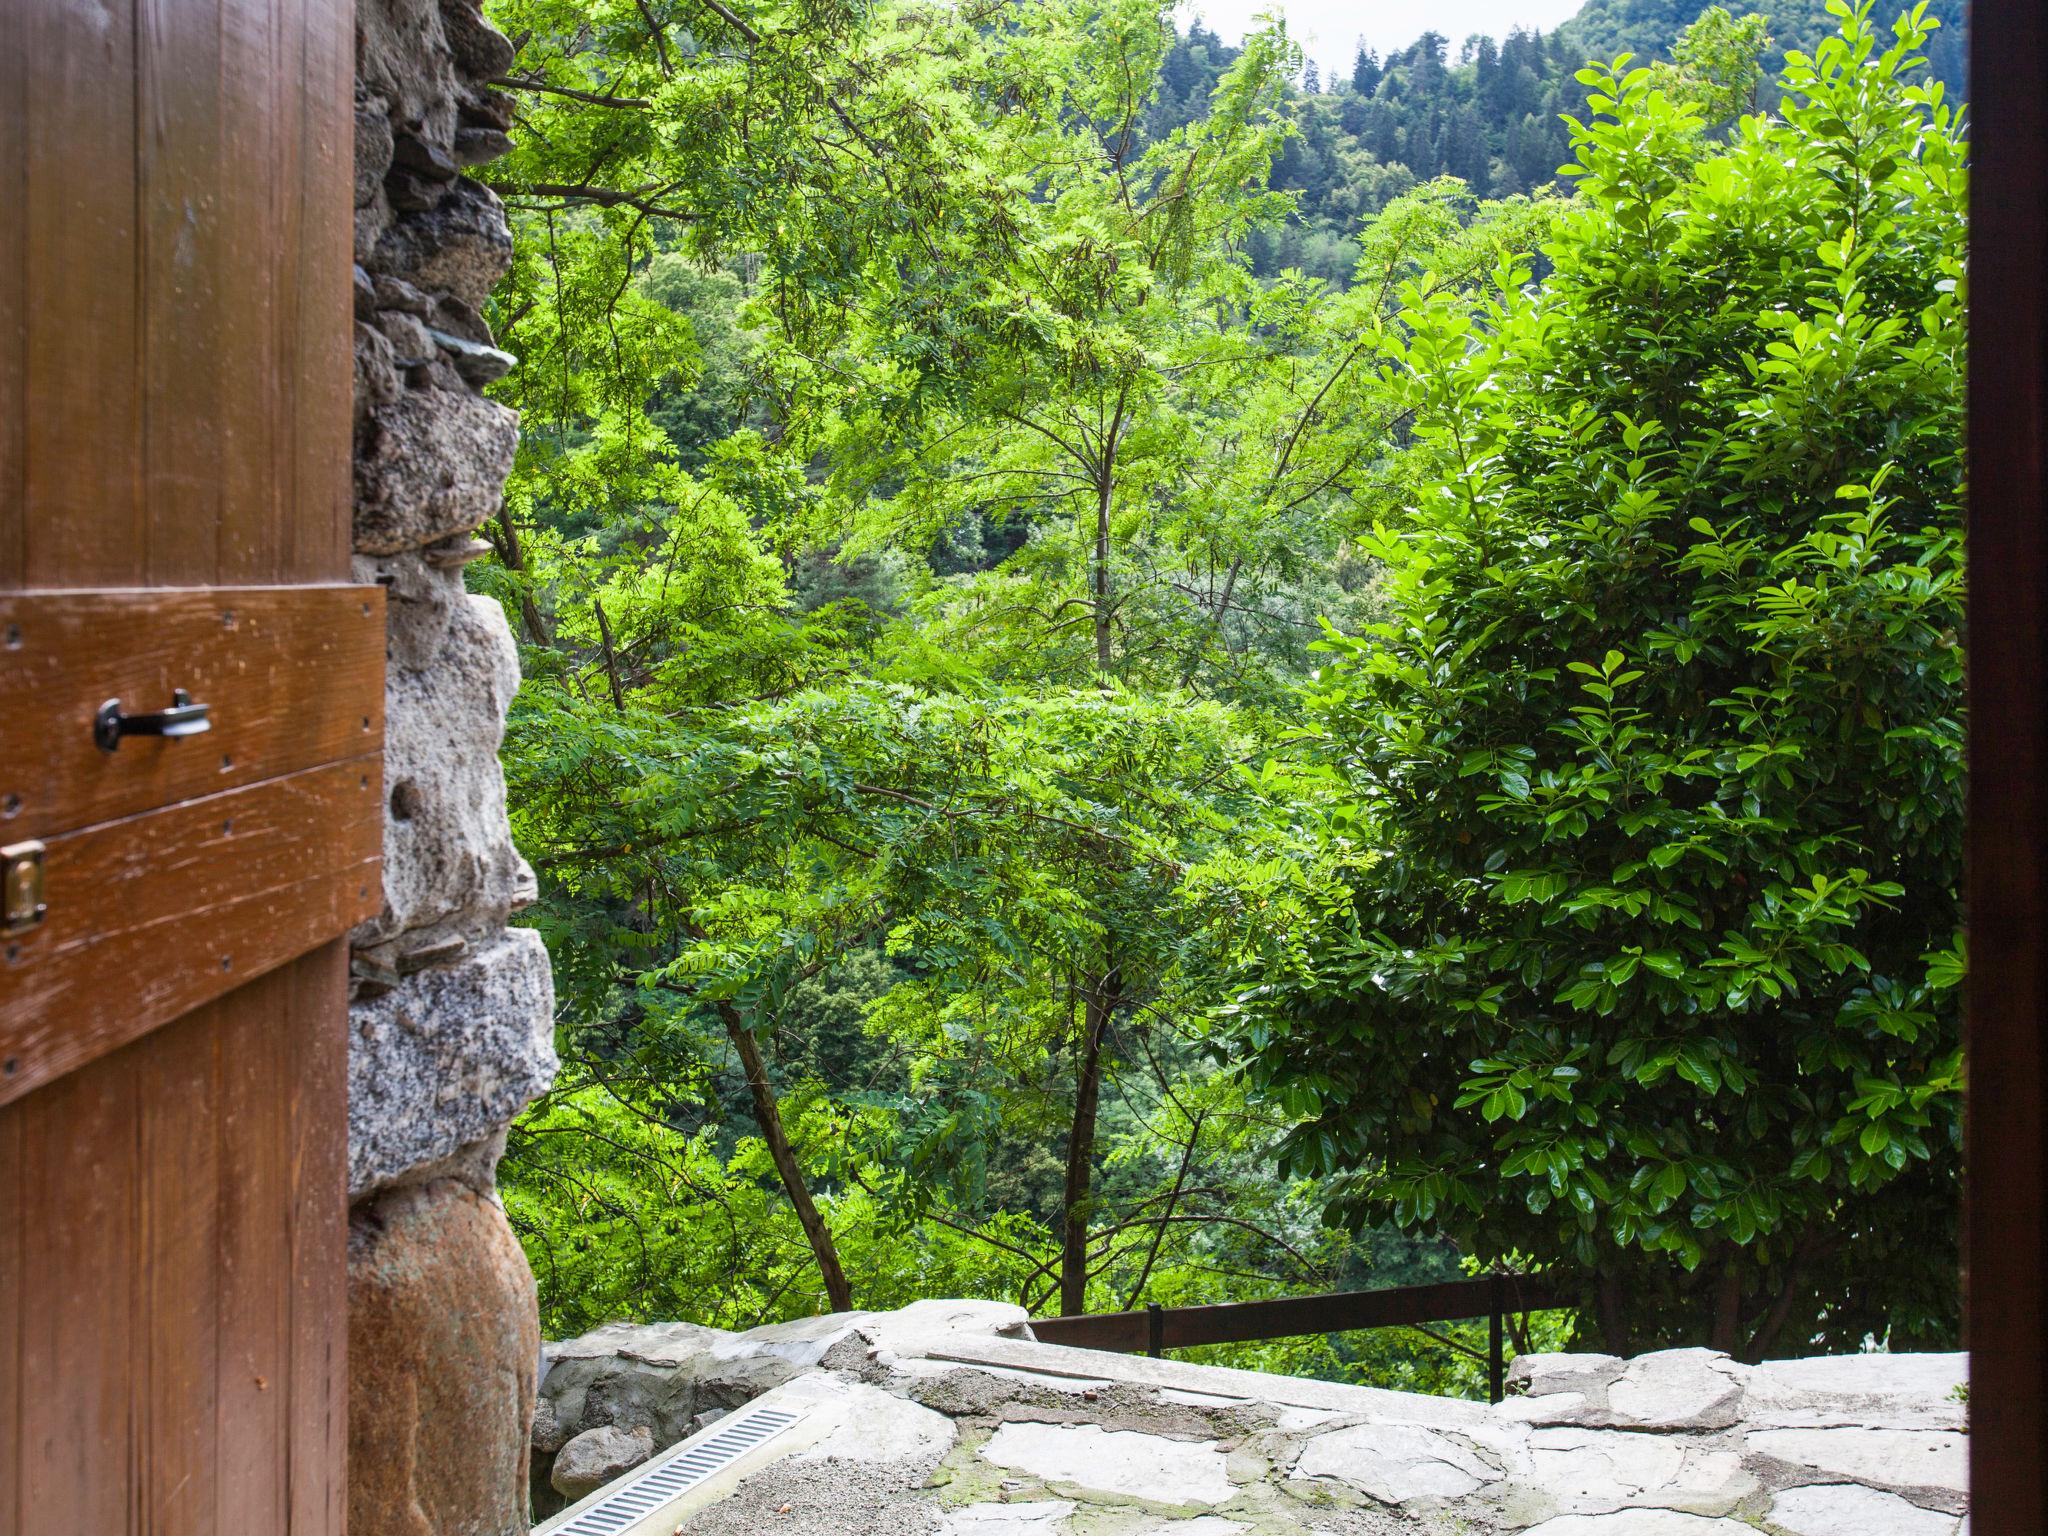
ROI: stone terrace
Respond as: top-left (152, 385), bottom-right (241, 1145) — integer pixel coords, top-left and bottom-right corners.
top-left (531, 1300), bottom-right (1968, 1535)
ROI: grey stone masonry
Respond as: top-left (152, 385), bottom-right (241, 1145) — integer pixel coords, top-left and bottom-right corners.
top-left (349, 3), bottom-right (554, 1530)
top-left (531, 1300), bottom-right (1969, 1535)
top-left (349, 0), bottom-right (555, 1205)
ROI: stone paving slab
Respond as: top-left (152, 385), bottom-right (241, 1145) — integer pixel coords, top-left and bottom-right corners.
top-left (530, 1298), bottom-right (1969, 1536)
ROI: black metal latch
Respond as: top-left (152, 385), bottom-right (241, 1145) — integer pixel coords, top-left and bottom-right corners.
top-left (94, 689), bottom-right (213, 752)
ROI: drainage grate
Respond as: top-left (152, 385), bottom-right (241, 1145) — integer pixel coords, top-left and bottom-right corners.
top-left (547, 1406), bottom-right (805, 1536)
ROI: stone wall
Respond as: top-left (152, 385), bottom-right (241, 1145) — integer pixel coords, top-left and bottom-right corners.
top-left (350, 0), bottom-right (556, 1530)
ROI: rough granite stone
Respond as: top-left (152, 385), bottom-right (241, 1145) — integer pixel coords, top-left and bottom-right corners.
top-left (455, 125), bottom-right (517, 165)
top-left (437, 0), bottom-right (519, 79)
top-left (357, 0), bottom-right (459, 142)
top-left (376, 307), bottom-right (437, 363)
top-left (347, 928), bottom-right (557, 1199)
top-left (356, 200), bottom-right (393, 268)
top-left (355, 93), bottom-right (395, 207)
top-left (353, 385), bottom-right (520, 556)
top-left (353, 321), bottom-right (403, 430)
top-left (532, 1394), bottom-right (568, 1455)
top-left (535, 1320), bottom-right (810, 1464)
top-left (551, 1424), bottom-right (657, 1500)
top-left (348, 1178), bottom-right (540, 1536)
top-left (373, 177), bottom-right (515, 311)
top-left (430, 326), bottom-right (519, 384)
top-left (355, 589), bottom-right (535, 945)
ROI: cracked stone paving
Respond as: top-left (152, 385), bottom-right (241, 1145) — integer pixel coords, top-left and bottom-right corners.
top-left (529, 1299), bottom-right (1969, 1535)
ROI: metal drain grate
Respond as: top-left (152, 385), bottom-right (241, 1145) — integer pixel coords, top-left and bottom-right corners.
top-left (547, 1406), bottom-right (805, 1536)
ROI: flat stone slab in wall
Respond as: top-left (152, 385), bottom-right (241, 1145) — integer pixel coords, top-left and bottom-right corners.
top-left (532, 1300), bottom-right (1969, 1536)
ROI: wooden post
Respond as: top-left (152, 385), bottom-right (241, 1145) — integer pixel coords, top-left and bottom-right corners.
top-left (1968, 0), bottom-right (2048, 1528)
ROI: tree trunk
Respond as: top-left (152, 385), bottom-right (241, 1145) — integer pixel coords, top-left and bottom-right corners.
top-left (1741, 1224), bottom-right (1823, 1362)
top-left (593, 598), bottom-right (626, 712)
top-left (1710, 1255), bottom-right (1744, 1356)
top-left (1596, 1271), bottom-right (1630, 1356)
top-left (486, 512), bottom-right (554, 647)
top-left (1092, 470), bottom-right (1114, 675)
top-left (720, 1003), bottom-right (854, 1312)
top-left (1060, 961), bottom-right (1121, 1314)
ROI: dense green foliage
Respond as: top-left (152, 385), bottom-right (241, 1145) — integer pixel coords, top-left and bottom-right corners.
top-left (477, 0), bottom-right (1965, 1385)
top-left (1230, 2), bottom-right (1966, 1358)
top-left (482, 0), bottom-right (1562, 1393)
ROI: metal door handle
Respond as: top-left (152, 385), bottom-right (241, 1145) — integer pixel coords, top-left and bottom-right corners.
top-left (94, 689), bottom-right (213, 751)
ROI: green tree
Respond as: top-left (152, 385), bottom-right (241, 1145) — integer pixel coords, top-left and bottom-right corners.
top-left (1230, 2), bottom-right (1966, 1359)
top-left (1649, 6), bottom-right (1775, 122)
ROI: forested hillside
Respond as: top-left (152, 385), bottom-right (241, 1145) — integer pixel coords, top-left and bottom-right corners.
top-left (1562, 0), bottom-right (1965, 86)
top-left (479, 0), bottom-right (1965, 1387)
top-left (1157, 0), bottom-right (1966, 278)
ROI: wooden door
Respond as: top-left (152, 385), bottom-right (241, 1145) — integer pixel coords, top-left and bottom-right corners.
top-left (0, 0), bottom-right (368, 1531)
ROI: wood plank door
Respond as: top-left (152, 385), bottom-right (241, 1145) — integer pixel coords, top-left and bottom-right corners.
top-left (0, 0), bottom-right (368, 1531)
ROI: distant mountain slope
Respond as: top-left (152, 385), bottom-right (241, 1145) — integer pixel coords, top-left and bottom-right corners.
top-left (1163, 0), bottom-right (1968, 282)
top-left (1561, 0), bottom-right (1967, 95)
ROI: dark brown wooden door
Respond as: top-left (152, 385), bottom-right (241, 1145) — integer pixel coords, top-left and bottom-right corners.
top-left (0, 0), bottom-right (368, 1531)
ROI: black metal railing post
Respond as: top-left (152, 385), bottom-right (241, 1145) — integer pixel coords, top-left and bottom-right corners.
top-left (1028, 1272), bottom-right (1570, 1383)
top-left (1487, 1272), bottom-right (1505, 1404)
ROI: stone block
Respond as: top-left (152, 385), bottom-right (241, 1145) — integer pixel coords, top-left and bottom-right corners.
top-left (348, 1178), bottom-right (541, 1536)
top-left (357, 0), bottom-right (459, 139)
top-left (355, 588), bottom-right (533, 943)
top-left (551, 1425), bottom-right (656, 1500)
top-left (1744, 1426), bottom-right (1968, 1498)
top-left (1745, 1352), bottom-right (1967, 1431)
top-left (353, 385), bottom-right (519, 556)
top-left (373, 177), bottom-right (514, 312)
top-left (430, 326), bottom-right (518, 384)
top-left (1508, 1352), bottom-right (1625, 1400)
top-left (980, 1421), bottom-right (1235, 1508)
top-left (939, 1502), bottom-right (1076, 1535)
top-left (355, 92), bottom-right (395, 207)
top-left (347, 928), bottom-right (557, 1199)
top-left (1605, 1348), bottom-right (1746, 1431)
top-left (353, 321), bottom-right (403, 431)
top-left (438, 0), bottom-right (519, 79)
top-left (1767, 1483), bottom-right (1962, 1536)
top-left (1290, 1422), bottom-right (1502, 1505)
top-left (1520, 1516), bottom-right (1756, 1536)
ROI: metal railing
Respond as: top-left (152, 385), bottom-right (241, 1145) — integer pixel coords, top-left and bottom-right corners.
top-left (1026, 1272), bottom-right (1572, 1404)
